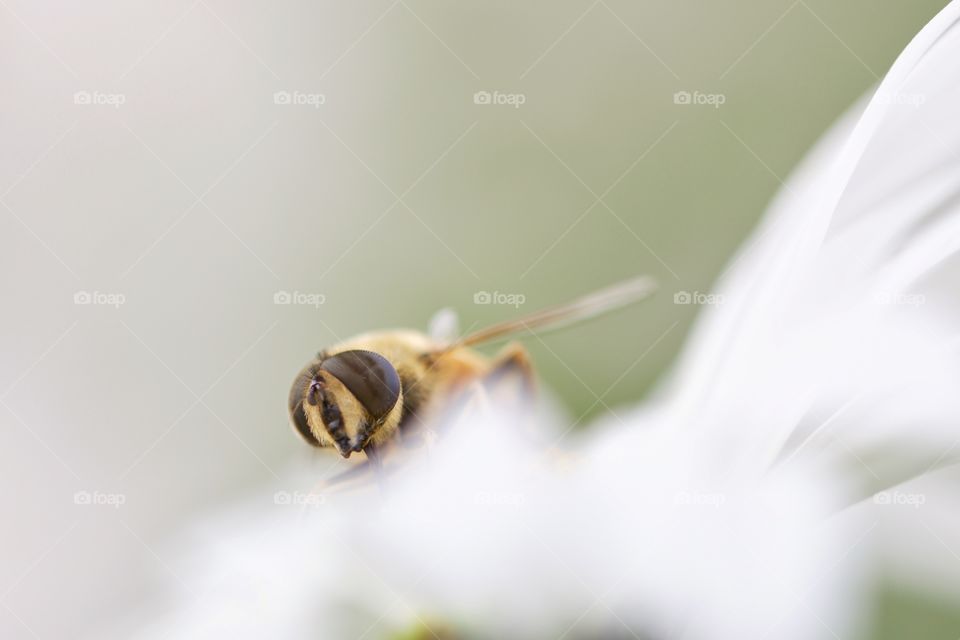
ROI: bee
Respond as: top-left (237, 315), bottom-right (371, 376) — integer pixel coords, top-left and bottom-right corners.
top-left (287, 276), bottom-right (656, 481)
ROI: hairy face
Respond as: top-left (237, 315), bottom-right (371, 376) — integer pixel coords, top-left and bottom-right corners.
top-left (288, 350), bottom-right (402, 457)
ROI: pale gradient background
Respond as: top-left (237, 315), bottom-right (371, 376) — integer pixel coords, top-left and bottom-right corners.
top-left (0, 1), bottom-right (952, 638)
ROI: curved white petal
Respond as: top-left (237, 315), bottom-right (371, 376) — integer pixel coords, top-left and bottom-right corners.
top-left (664, 0), bottom-right (960, 498)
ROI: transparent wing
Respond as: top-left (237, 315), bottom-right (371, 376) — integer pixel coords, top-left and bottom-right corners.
top-left (451, 275), bottom-right (657, 349)
top-left (427, 307), bottom-right (460, 343)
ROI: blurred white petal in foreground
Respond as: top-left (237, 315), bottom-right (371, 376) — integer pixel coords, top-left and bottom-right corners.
top-left (114, 2), bottom-right (960, 638)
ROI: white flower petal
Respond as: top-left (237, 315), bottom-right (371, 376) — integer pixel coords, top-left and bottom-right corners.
top-left (664, 0), bottom-right (960, 498)
top-left (129, 409), bottom-right (863, 640)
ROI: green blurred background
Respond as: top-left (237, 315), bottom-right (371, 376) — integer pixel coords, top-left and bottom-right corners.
top-left (262, 0), bottom-right (949, 419)
top-left (0, 0), bottom-right (953, 637)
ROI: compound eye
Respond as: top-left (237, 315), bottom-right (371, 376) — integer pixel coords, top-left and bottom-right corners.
top-left (288, 371), bottom-right (321, 446)
top-left (319, 350), bottom-right (401, 423)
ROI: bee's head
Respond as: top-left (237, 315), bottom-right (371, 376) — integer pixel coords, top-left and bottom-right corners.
top-left (288, 350), bottom-right (402, 458)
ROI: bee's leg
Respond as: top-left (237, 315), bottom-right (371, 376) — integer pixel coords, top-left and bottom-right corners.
top-left (472, 342), bottom-right (539, 441)
top-left (363, 444), bottom-right (388, 496)
top-left (483, 341), bottom-right (536, 402)
top-left (488, 341), bottom-right (535, 384)
top-left (439, 343), bottom-right (535, 430)
top-left (310, 461), bottom-right (376, 495)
